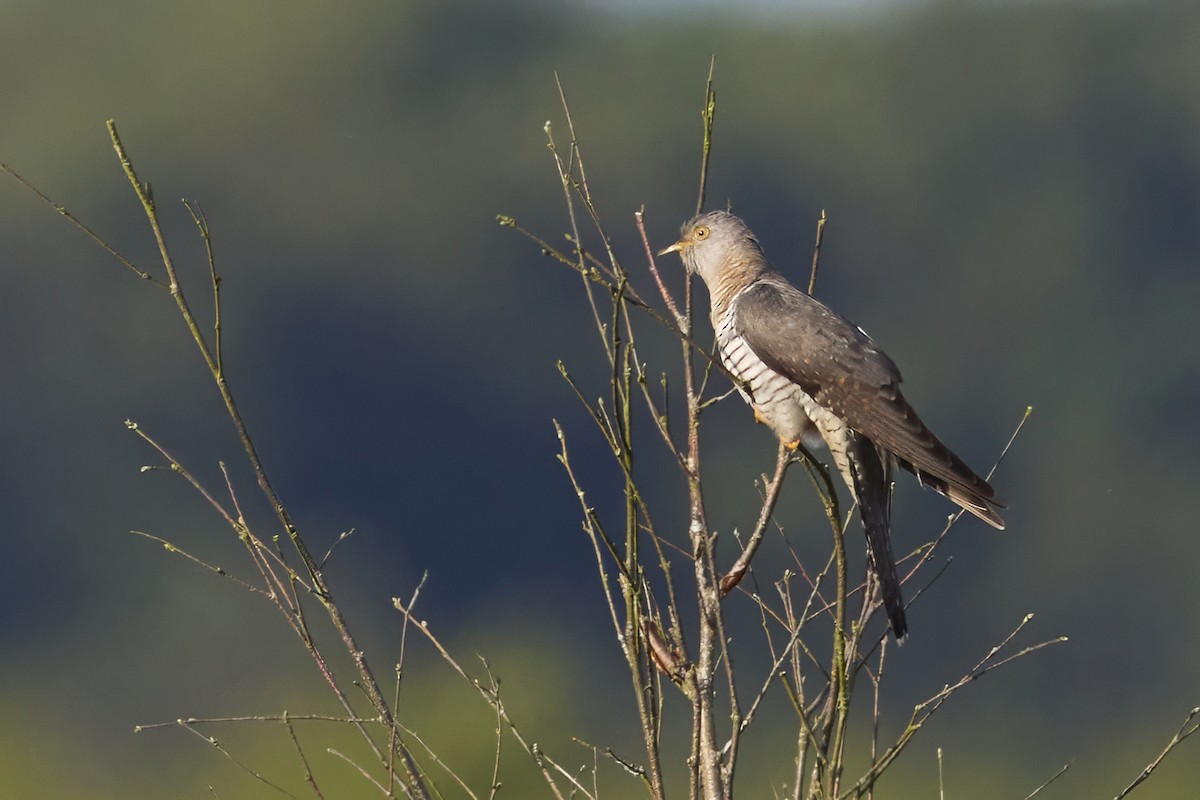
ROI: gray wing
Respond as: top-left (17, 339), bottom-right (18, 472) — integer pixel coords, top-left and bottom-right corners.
top-left (735, 275), bottom-right (1005, 528)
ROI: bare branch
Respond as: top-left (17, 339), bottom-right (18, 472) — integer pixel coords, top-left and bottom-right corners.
top-left (720, 443), bottom-right (792, 594)
top-left (176, 720), bottom-right (300, 799)
top-left (695, 57), bottom-right (717, 216)
top-left (0, 159), bottom-right (164, 284)
top-left (1023, 762), bottom-right (1070, 799)
top-left (1113, 707), bottom-right (1200, 799)
top-left (806, 210), bottom-right (827, 297)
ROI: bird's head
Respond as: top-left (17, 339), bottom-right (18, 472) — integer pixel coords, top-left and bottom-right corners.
top-left (659, 210), bottom-right (766, 287)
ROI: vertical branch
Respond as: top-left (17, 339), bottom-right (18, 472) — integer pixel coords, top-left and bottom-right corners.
top-left (684, 58), bottom-right (716, 405)
top-left (788, 605), bottom-right (810, 800)
top-left (615, 282), bottom-right (667, 800)
top-left (680, 63), bottom-right (731, 800)
top-left (826, 509), bottom-right (850, 798)
top-left (549, 81), bottom-right (670, 799)
top-left (695, 57), bottom-right (717, 217)
top-left (806, 210), bottom-right (827, 297)
top-left (866, 639), bottom-right (890, 800)
top-left (183, 200), bottom-right (221, 376)
top-left (795, 451), bottom-right (844, 799)
top-left (545, 119), bottom-right (610, 365)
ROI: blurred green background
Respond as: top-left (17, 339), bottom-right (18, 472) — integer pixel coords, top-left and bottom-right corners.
top-left (2, 0), bottom-right (1198, 796)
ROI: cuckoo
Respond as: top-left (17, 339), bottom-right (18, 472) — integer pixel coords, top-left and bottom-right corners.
top-left (661, 210), bottom-right (1005, 642)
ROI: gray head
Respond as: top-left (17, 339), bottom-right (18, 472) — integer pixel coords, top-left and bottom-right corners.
top-left (659, 210), bottom-right (769, 289)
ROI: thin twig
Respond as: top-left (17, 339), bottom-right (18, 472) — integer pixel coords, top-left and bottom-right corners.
top-left (806, 210), bottom-right (827, 297)
top-left (135, 714), bottom-right (382, 732)
top-left (129, 530), bottom-right (265, 596)
top-left (934, 747), bottom-right (944, 800)
top-left (183, 199), bottom-right (222, 374)
top-left (901, 405), bottom-right (1032, 591)
top-left (0, 160), bottom-right (163, 284)
top-left (283, 712), bottom-right (326, 800)
top-left (487, 661), bottom-right (504, 800)
top-left (328, 749), bottom-right (394, 797)
top-left (318, 529), bottom-right (356, 570)
top-left (107, 121), bottom-right (424, 789)
top-left (840, 614), bottom-right (1067, 797)
top-left (546, 79), bottom-right (672, 797)
top-left (638, 209), bottom-right (684, 326)
top-left (1023, 762), bottom-right (1070, 799)
top-left (392, 599), bottom-right (580, 800)
top-left (176, 721), bottom-right (299, 799)
top-left (1113, 706), bottom-right (1200, 799)
top-left (720, 443), bottom-right (791, 594)
top-left (695, 57), bottom-right (717, 217)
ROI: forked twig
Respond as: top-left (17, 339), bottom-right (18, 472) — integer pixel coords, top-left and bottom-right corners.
top-left (7, 123), bottom-right (436, 794)
top-left (1113, 706), bottom-right (1200, 799)
top-left (392, 597), bottom-right (582, 800)
top-left (720, 443), bottom-right (792, 594)
top-left (842, 614), bottom-right (1067, 797)
top-left (176, 720), bottom-right (299, 799)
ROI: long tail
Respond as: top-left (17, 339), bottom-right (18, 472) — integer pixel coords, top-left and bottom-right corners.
top-left (898, 453), bottom-right (1006, 530)
top-left (862, 383), bottom-right (1006, 530)
top-left (846, 433), bottom-right (908, 643)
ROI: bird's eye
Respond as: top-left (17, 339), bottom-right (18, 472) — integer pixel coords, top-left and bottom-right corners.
top-left (695, 225), bottom-right (710, 240)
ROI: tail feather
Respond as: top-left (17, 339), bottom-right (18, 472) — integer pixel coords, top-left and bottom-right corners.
top-left (904, 460), bottom-right (1006, 530)
top-left (867, 384), bottom-right (1007, 530)
top-left (847, 433), bottom-right (908, 642)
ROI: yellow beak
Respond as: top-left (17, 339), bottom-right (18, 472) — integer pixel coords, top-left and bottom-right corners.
top-left (658, 239), bottom-right (688, 257)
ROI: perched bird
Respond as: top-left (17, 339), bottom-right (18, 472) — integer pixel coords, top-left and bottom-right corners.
top-left (661, 210), bottom-right (1004, 642)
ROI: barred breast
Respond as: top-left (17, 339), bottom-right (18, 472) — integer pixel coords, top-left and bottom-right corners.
top-left (715, 300), bottom-right (857, 492)
top-left (714, 304), bottom-right (813, 445)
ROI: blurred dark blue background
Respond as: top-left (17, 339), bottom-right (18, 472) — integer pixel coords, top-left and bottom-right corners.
top-left (2, 1), bottom-right (1198, 796)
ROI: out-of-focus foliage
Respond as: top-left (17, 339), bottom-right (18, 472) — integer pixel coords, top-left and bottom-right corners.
top-left (1, 0), bottom-right (1198, 796)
